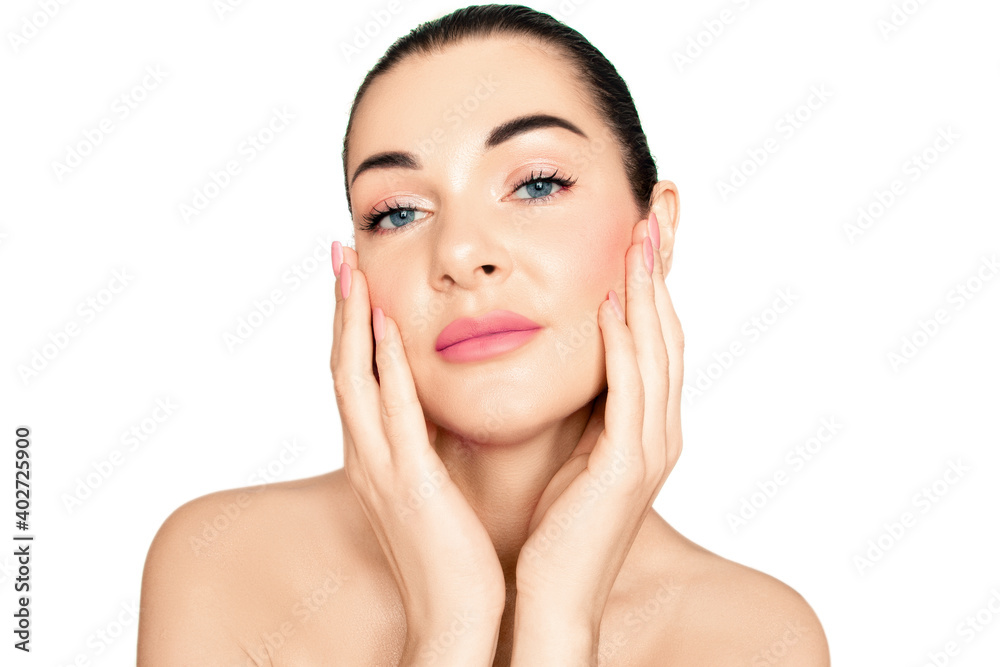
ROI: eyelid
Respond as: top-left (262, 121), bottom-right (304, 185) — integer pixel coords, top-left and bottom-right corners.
top-left (367, 196), bottom-right (419, 216)
top-left (508, 165), bottom-right (569, 187)
top-left (364, 166), bottom-right (569, 209)
top-left (362, 196), bottom-right (423, 222)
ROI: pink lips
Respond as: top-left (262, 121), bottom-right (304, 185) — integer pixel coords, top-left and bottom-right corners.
top-left (435, 309), bottom-right (542, 362)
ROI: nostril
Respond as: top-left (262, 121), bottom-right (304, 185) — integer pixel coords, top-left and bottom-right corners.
top-left (483, 265), bottom-right (495, 275)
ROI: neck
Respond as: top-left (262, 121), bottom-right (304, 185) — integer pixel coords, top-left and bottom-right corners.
top-left (431, 398), bottom-right (595, 574)
top-left (431, 398), bottom-right (598, 665)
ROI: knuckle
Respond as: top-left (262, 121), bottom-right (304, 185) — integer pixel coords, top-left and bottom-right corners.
top-left (648, 451), bottom-right (668, 486)
top-left (608, 448), bottom-right (645, 487)
top-left (334, 370), bottom-right (371, 407)
top-left (375, 338), bottom-right (404, 366)
top-left (345, 455), bottom-right (385, 497)
top-left (381, 394), bottom-right (415, 421)
top-left (620, 462), bottom-right (648, 497)
top-left (332, 371), bottom-right (350, 404)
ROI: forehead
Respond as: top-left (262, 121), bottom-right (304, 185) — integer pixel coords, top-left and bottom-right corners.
top-left (347, 36), bottom-right (599, 172)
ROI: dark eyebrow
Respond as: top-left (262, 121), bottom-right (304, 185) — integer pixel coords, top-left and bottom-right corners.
top-left (484, 113), bottom-right (588, 148)
top-left (350, 113), bottom-right (587, 187)
top-left (350, 151), bottom-right (419, 187)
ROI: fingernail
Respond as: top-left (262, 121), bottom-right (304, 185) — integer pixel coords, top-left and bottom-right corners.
top-left (643, 236), bottom-right (654, 274)
top-left (331, 241), bottom-right (343, 278)
top-left (373, 307), bottom-right (385, 343)
top-left (341, 263), bottom-right (352, 299)
top-left (648, 212), bottom-right (660, 249)
top-left (609, 290), bottom-right (625, 322)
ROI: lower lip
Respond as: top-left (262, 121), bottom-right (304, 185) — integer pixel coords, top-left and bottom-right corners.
top-left (436, 328), bottom-right (542, 363)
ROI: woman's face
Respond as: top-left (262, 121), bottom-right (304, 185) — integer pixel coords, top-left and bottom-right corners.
top-left (346, 36), bottom-right (641, 445)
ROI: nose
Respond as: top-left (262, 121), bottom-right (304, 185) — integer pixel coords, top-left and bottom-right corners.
top-left (429, 204), bottom-right (509, 290)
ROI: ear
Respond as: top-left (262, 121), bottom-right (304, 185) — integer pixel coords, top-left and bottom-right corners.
top-left (649, 180), bottom-right (679, 276)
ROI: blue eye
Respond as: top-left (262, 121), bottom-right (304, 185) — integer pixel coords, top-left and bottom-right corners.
top-left (383, 209), bottom-right (421, 228)
top-left (361, 205), bottom-right (427, 235)
top-left (512, 169), bottom-right (577, 201)
top-left (360, 169), bottom-right (576, 236)
top-left (518, 180), bottom-right (556, 198)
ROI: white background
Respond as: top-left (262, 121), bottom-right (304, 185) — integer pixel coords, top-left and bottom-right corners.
top-left (2, 0), bottom-right (999, 664)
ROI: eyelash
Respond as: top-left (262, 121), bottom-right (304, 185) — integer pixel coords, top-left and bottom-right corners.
top-left (359, 168), bottom-right (578, 236)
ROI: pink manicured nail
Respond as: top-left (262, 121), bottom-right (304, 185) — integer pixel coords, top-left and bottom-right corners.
top-left (372, 307), bottom-right (385, 343)
top-left (340, 263), bottom-right (352, 299)
top-left (648, 212), bottom-right (660, 249)
top-left (609, 290), bottom-right (625, 322)
top-left (643, 236), bottom-right (654, 274)
top-left (331, 241), bottom-right (343, 278)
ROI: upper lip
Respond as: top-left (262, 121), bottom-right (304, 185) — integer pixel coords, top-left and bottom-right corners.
top-left (435, 309), bottom-right (542, 351)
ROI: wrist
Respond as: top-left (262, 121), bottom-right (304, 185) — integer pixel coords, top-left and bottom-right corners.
top-left (513, 580), bottom-right (604, 636)
top-left (510, 594), bottom-right (599, 666)
top-left (400, 609), bottom-right (502, 667)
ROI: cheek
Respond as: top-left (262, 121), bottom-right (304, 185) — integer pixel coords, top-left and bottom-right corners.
top-left (574, 201), bottom-right (632, 296)
top-left (367, 271), bottom-right (435, 350)
top-left (361, 262), bottom-right (404, 326)
top-left (360, 249), bottom-right (408, 311)
top-left (540, 199), bottom-right (632, 372)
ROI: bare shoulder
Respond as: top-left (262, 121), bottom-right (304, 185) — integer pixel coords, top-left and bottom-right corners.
top-left (623, 516), bottom-right (830, 667)
top-left (137, 470), bottom-right (386, 665)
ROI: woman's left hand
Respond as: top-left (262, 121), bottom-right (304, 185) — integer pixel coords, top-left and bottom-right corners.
top-left (511, 211), bottom-right (684, 661)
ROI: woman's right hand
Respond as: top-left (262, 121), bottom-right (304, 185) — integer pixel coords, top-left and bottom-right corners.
top-left (330, 241), bottom-right (506, 666)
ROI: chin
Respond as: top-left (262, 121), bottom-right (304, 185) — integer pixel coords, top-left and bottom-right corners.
top-left (418, 361), bottom-right (605, 449)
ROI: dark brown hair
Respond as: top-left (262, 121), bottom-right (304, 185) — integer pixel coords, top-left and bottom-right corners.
top-left (342, 3), bottom-right (658, 216)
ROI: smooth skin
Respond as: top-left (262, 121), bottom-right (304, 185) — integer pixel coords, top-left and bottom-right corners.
top-left (333, 205), bottom-right (682, 665)
top-left (137, 35), bottom-right (829, 666)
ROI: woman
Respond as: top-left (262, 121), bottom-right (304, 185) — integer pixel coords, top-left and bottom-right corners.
top-left (138, 5), bottom-right (829, 665)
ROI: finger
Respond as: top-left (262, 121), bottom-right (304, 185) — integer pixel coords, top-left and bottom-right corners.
top-left (590, 291), bottom-right (644, 484)
top-left (633, 212), bottom-right (684, 474)
top-left (374, 312), bottom-right (432, 467)
top-left (655, 281), bottom-right (684, 474)
top-left (331, 241), bottom-right (359, 364)
top-left (331, 242), bottom-right (344, 372)
top-left (623, 230), bottom-right (669, 473)
top-left (333, 262), bottom-right (389, 469)
top-left (638, 213), bottom-right (684, 476)
top-left (330, 241), bottom-right (358, 470)
top-left (337, 244), bottom-right (380, 381)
